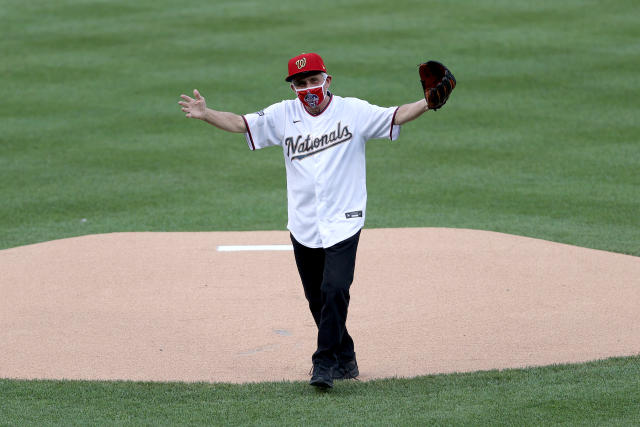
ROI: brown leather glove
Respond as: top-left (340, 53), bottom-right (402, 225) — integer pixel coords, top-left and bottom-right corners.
top-left (419, 61), bottom-right (456, 111)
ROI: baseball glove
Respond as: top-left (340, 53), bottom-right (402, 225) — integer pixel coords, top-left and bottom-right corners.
top-left (419, 61), bottom-right (456, 111)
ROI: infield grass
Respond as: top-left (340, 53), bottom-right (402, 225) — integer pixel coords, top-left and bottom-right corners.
top-left (1, 0), bottom-right (639, 425)
top-left (2, 357), bottom-right (639, 425)
top-left (2, 0), bottom-right (639, 254)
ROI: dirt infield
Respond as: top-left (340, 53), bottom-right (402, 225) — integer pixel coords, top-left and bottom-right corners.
top-left (1, 228), bottom-right (639, 383)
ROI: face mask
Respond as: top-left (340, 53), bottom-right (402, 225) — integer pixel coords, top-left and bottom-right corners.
top-left (294, 77), bottom-right (326, 109)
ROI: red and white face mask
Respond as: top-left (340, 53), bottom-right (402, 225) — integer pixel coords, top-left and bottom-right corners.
top-left (294, 76), bottom-right (327, 108)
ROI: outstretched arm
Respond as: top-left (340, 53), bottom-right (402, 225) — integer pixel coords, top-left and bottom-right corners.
top-left (179, 89), bottom-right (247, 133)
top-left (393, 99), bottom-right (428, 126)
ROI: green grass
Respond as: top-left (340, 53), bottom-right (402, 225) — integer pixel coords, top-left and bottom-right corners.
top-left (2, 357), bottom-right (639, 426)
top-left (1, 0), bottom-right (639, 424)
top-left (2, 0), bottom-right (639, 254)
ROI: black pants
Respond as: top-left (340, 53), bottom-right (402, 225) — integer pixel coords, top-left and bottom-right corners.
top-left (290, 230), bottom-right (361, 366)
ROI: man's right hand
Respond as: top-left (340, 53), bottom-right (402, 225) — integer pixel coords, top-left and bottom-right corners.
top-left (178, 89), bottom-right (247, 133)
top-left (179, 89), bottom-right (207, 119)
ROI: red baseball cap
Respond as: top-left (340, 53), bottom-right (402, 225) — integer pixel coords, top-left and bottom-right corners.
top-left (285, 53), bottom-right (327, 82)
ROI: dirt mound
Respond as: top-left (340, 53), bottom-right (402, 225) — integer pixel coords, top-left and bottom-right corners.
top-left (1, 228), bottom-right (638, 383)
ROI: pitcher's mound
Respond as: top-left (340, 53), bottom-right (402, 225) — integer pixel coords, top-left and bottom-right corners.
top-left (1, 228), bottom-right (638, 383)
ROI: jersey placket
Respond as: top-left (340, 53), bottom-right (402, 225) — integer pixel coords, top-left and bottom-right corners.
top-left (309, 113), bottom-right (333, 247)
top-left (313, 153), bottom-right (330, 246)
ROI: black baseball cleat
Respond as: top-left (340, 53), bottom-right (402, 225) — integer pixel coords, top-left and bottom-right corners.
top-left (333, 358), bottom-right (359, 380)
top-left (309, 363), bottom-right (334, 389)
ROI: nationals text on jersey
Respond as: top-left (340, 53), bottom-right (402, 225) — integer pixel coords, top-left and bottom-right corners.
top-left (286, 122), bottom-right (353, 161)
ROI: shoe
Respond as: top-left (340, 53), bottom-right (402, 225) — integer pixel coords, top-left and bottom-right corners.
top-left (333, 358), bottom-right (359, 380)
top-left (309, 363), bottom-right (334, 389)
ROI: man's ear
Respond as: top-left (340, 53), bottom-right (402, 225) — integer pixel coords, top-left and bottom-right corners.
top-left (325, 75), bottom-right (332, 89)
top-left (290, 83), bottom-right (296, 92)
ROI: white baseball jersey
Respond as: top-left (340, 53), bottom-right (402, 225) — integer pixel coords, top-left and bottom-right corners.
top-left (242, 94), bottom-right (401, 248)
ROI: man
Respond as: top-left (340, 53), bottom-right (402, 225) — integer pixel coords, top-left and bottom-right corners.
top-left (179, 53), bottom-right (440, 389)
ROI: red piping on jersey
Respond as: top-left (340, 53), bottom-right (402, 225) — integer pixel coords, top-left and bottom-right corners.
top-left (390, 107), bottom-right (399, 139)
top-left (301, 93), bottom-right (333, 117)
top-left (242, 115), bottom-right (256, 150)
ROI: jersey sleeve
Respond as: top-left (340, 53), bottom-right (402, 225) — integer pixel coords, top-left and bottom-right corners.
top-left (242, 101), bottom-right (286, 150)
top-left (355, 100), bottom-right (401, 142)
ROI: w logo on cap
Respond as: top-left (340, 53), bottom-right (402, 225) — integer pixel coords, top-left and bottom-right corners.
top-left (286, 52), bottom-right (326, 82)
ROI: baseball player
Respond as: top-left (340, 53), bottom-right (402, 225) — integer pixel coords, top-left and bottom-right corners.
top-left (179, 53), bottom-right (455, 389)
